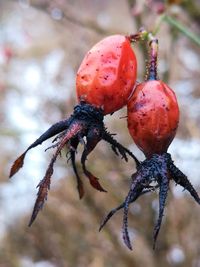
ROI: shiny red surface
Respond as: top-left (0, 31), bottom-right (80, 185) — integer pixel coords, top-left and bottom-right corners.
top-left (127, 80), bottom-right (179, 157)
top-left (76, 35), bottom-right (137, 115)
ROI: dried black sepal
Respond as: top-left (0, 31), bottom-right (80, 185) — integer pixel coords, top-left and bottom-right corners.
top-left (9, 101), bottom-right (139, 225)
top-left (100, 153), bottom-right (200, 250)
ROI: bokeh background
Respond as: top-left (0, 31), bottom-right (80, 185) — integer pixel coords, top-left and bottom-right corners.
top-left (0, 0), bottom-right (200, 266)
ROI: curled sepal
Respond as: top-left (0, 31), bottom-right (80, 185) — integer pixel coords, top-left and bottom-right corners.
top-left (81, 128), bottom-right (107, 192)
top-left (169, 161), bottom-right (200, 205)
top-left (29, 123), bottom-right (82, 226)
top-left (99, 203), bottom-right (124, 232)
top-left (122, 173), bottom-right (145, 250)
top-left (29, 176), bottom-right (51, 226)
top-left (153, 170), bottom-right (169, 249)
top-left (103, 131), bottom-right (140, 167)
top-left (9, 119), bottom-right (70, 178)
top-left (69, 138), bottom-right (84, 199)
top-left (83, 166), bottom-right (107, 193)
top-left (99, 186), bottom-right (154, 232)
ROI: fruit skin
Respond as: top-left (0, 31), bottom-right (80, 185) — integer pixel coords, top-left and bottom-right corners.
top-left (76, 35), bottom-right (137, 115)
top-left (127, 80), bottom-right (179, 158)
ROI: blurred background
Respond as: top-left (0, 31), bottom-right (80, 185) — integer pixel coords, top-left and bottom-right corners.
top-left (0, 0), bottom-right (200, 266)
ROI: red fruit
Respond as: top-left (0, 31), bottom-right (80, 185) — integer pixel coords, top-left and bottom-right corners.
top-left (76, 35), bottom-right (137, 115)
top-left (127, 80), bottom-right (179, 157)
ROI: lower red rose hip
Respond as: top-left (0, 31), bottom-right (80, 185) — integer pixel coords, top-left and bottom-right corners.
top-left (127, 80), bottom-right (179, 157)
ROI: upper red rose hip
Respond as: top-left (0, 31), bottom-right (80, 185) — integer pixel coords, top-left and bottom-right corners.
top-left (76, 35), bottom-right (137, 115)
top-left (127, 80), bottom-right (179, 157)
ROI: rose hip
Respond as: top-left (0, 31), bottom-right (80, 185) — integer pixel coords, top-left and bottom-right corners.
top-left (76, 35), bottom-right (137, 114)
top-left (127, 80), bottom-right (179, 157)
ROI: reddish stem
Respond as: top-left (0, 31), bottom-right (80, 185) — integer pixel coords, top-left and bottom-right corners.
top-left (146, 34), bottom-right (159, 81)
top-left (127, 29), bottom-right (159, 81)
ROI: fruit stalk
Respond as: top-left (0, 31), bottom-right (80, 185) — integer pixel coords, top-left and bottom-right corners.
top-left (128, 29), bottom-right (159, 81)
top-left (146, 33), bottom-right (158, 81)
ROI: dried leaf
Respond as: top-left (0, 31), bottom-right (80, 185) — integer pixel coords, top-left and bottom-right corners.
top-left (9, 152), bottom-right (26, 177)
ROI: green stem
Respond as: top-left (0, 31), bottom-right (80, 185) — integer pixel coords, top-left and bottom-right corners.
top-left (152, 14), bottom-right (166, 36)
top-left (164, 15), bottom-right (200, 46)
